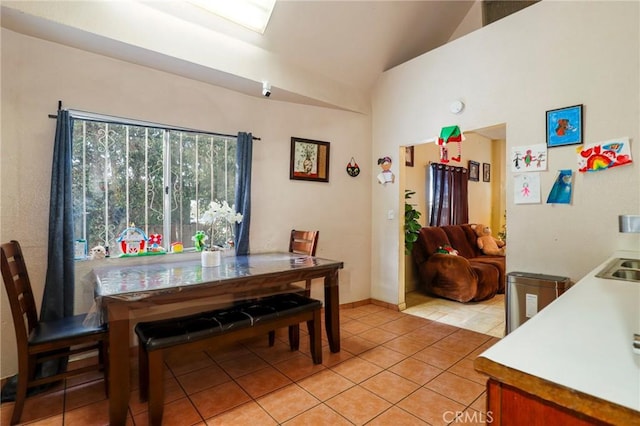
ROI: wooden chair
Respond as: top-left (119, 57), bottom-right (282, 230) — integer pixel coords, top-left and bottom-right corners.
top-left (288, 229), bottom-right (320, 296)
top-left (268, 230), bottom-right (319, 346)
top-left (0, 240), bottom-right (109, 425)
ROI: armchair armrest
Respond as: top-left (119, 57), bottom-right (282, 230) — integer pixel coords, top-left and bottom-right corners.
top-left (420, 254), bottom-right (479, 303)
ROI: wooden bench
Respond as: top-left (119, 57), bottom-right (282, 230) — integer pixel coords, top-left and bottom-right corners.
top-left (134, 292), bottom-right (322, 425)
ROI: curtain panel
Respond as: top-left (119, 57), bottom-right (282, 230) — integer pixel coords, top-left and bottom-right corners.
top-left (42, 110), bottom-right (75, 321)
top-left (429, 163), bottom-right (469, 226)
top-left (234, 132), bottom-right (253, 255)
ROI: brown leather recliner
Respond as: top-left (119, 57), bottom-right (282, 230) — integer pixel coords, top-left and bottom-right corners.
top-left (411, 225), bottom-right (505, 303)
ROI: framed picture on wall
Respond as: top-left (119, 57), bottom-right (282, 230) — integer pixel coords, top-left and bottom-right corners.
top-left (405, 146), bottom-right (414, 167)
top-left (546, 104), bottom-right (583, 147)
top-left (483, 163), bottom-right (491, 182)
top-left (290, 137), bottom-right (330, 182)
top-left (468, 160), bottom-right (480, 182)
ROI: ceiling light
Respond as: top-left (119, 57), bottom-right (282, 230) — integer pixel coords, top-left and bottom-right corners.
top-left (188, 0), bottom-right (276, 34)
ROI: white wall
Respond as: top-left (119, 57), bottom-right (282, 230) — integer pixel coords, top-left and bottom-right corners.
top-left (0, 29), bottom-right (372, 377)
top-left (372, 1), bottom-right (640, 305)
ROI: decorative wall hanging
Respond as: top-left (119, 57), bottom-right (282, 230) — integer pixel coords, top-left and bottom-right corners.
top-left (576, 137), bottom-right (632, 172)
top-left (483, 163), bottom-right (491, 182)
top-left (546, 104), bottom-right (583, 147)
top-left (511, 143), bottom-right (547, 171)
top-left (290, 137), bottom-right (330, 182)
top-left (346, 157), bottom-right (360, 177)
top-left (546, 170), bottom-right (573, 204)
top-left (514, 173), bottom-right (541, 204)
top-left (438, 125), bottom-right (464, 163)
top-left (405, 146), bottom-right (414, 167)
top-left (468, 160), bottom-right (480, 182)
top-left (377, 156), bottom-right (395, 184)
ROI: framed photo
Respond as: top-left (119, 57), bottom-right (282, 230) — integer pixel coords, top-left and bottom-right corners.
top-left (468, 160), bottom-right (480, 182)
top-left (546, 104), bottom-right (583, 147)
top-left (290, 137), bottom-right (330, 182)
top-left (483, 163), bottom-right (491, 182)
top-left (405, 146), bottom-right (414, 167)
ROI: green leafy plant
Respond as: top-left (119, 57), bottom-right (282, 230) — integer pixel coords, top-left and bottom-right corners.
top-left (404, 190), bottom-right (422, 255)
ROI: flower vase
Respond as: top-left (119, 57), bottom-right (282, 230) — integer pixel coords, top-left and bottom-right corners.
top-left (201, 249), bottom-right (221, 267)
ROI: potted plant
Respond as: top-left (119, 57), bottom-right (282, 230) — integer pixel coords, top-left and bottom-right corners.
top-left (404, 190), bottom-right (422, 255)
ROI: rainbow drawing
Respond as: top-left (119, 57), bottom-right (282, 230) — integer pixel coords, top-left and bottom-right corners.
top-left (576, 137), bottom-right (632, 173)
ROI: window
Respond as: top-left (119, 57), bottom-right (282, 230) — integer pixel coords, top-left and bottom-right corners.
top-left (71, 116), bottom-right (237, 253)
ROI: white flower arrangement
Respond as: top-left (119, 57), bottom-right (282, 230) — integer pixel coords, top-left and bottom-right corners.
top-left (200, 200), bottom-right (243, 248)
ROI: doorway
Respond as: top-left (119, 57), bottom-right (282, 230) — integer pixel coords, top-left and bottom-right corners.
top-left (401, 124), bottom-right (506, 337)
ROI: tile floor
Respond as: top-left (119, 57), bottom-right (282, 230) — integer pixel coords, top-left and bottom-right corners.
top-left (1, 302), bottom-right (501, 425)
top-left (404, 292), bottom-right (506, 339)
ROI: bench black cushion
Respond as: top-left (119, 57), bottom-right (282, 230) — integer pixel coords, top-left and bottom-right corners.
top-left (135, 293), bottom-right (322, 351)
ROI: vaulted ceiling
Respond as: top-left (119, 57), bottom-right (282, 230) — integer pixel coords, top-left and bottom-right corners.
top-left (2, 1), bottom-right (484, 113)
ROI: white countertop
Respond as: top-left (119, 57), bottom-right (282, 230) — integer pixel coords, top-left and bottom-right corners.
top-left (478, 250), bottom-right (640, 413)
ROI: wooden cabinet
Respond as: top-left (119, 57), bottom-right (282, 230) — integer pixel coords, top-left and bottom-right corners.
top-left (485, 379), bottom-right (600, 425)
top-left (475, 357), bottom-right (639, 425)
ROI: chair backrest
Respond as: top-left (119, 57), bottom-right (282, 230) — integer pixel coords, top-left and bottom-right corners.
top-left (1, 240), bottom-right (39, 348)
top-left (289, 230), bottom-right (319, 256)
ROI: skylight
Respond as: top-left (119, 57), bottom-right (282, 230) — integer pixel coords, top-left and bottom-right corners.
top-left (188, 0), bottom-right (276, 34)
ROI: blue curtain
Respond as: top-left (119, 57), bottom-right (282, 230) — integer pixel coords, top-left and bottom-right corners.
top-left (41, 110), bottom-right (75, 321)
top-left (234, 132), bottom-right (253, 255)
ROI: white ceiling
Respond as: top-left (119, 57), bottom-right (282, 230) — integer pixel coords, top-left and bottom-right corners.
top-left (1, 0), bottom-right (481, 113)
top-left (145, 0), bottom-right (478, 91)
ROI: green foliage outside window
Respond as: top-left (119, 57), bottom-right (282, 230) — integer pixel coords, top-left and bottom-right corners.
top-left (71, 119), bottom-right (236, 252)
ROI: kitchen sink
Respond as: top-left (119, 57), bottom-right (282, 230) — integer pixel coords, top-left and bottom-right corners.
top-left (621, 260), bottom-right (640, 269)
top-left (596, 258), bottom-right (640, 283)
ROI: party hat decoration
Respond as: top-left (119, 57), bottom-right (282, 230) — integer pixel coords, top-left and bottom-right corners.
top-left (437, 125), bottom-right (464, 163)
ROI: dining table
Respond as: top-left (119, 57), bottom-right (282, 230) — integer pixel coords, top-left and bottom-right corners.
top-left (91, 252), bottom-right (344, 426)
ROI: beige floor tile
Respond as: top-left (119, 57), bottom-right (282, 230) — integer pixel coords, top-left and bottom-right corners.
top-left (64, 379), bottom-right (107, 411)
top-left (358, 346), bottom-right (407, 369)
top-left (340, 335), bottom-right (379, 355)
top-left (297, 369), bottom-right (354, 401)
top-left (397, 387), bottom-right (466, 425)
top-left (383, 334), bottom-right (432, 355)
top-left (341, 318), bottom-right (375, 335)
top-left (357, 327), bottom-right (399, 345)
top-left (366, 406), bottom-right (428, 426)
top-left (22, 413), bottom-right (64, 425)
top-left (0, 301), bottom-right (501, 426)
top-left (388, 357), bottom-right (443, 386)
top-left (206, 401), bottom-right (278, 425)
top-left (133, 397), bottom-right (202, 426)
top-left (273, 353), bottom-right (326, 381)
top-left (165, 350), bottom-right (215, 376)
top-left (63, 399), bottom-right (110, 426)
top-left (176, 363), bottom-right (231, 395)
top-left (189, 381), bottom-right (251, 419)
top-left (235, 365), bottom-right (292, 398)
top-left (216, 352), bottom-right (269, 378)
top-left (448, 358), bottom-right (489, 385)
top-left (256, 384), bottom-right (320, 423)
top-left (360, 371), bottom-right (420, 404)
top-left (412, 345), bottom-right (466, 370)
top-left (325, 386), bottom-right (392, 425)
top-left (281, 403), bottom-right (352, 426)
top-left (320, 345), bottom-right (354, 367)
top-left (424, 371), bottom-right (486, 406)
top-left (330, 356), bottom-right (384, 384)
